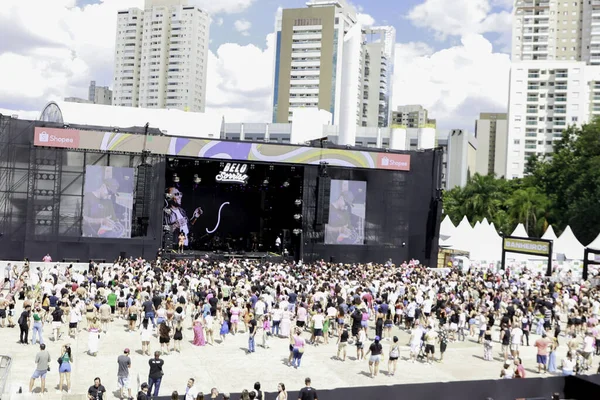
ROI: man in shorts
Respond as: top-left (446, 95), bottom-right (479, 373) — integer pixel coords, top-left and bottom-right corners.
top-left (424, 326), bottom-right (438, 364)
top-left (117, 348), bottom-right (132, 399)
top-left (29, 343), bottom-right (51, 393)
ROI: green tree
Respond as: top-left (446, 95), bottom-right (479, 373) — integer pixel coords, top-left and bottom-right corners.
top-left (505, 187), bottom-right (548, 236)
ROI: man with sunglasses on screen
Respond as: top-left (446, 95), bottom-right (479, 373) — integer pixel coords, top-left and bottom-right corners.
top-left (163, 187), bottom-right (203, 249)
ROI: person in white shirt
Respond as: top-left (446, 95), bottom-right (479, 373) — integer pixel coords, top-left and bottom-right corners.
top-left (184, 378), bottom-right (197, 400)
top-left (510, 326), bottom-right (523, 359)
top-left (311, 310), bottom-right (325, 346)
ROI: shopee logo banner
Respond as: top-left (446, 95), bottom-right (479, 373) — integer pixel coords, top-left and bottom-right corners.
top-left (377, 153), bottom-right (411, 171)
top-left (34, 127), bottom-right (80, 148)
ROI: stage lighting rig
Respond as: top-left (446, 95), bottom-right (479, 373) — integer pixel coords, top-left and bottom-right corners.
top-left (294, 199), bottom-right (302, 206)
top-left (293, 214), bottom-right (302, 220)
top-left (283, 180), bottom-right (290, 188)
top-left (193, 174), bottom-right (201, 184)
top-left (173, 173), bottom-right (180, 183)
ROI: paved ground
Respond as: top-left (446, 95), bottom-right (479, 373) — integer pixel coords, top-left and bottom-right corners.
top-left (1, 302), bottom-right (597, 399)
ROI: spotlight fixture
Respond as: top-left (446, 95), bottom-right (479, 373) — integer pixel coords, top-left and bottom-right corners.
top-left (173, 173), bottom-right (180, 183)
top-left (193, 174), bottom-right (201, 184)
top-left (294, 199), bottom-right (302, 206)
top-left (283, 180), bottom-right (290, 188)
top-left (262, 179), bottom-right (269, 186)
top-left (292, 229), bottom-right (303, 235)
top-left (293, 214), bottom-right (302, 220)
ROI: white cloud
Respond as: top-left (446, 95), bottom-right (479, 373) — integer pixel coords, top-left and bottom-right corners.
top-left (407, 0), bottom-right (511, 41)
top-left (191, 0), bottom-right (256, 15)
top-left (357, 13), bottom-right (375, 27)
top-left (205, 34), bottom-right (275, 122)
top-left (234, 19), bottom-right (252, 36)
top-left (393, 34), bottom-right (511, 132)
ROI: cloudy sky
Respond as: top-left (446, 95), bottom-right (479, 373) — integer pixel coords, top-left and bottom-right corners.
top-left (0, 0), bottom-right (514, 132)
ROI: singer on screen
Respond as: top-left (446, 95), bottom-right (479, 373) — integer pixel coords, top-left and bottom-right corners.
top-left (163, 186), bottom-right (203, 247)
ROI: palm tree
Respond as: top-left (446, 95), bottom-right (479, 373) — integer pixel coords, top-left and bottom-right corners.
top-left (505, 187), bottom-right (548, 235)
top-left (461, 174), bottom-right (503, 222)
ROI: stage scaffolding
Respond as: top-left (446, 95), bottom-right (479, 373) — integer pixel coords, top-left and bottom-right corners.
top-left (0, 115), bottom-right (164, 261)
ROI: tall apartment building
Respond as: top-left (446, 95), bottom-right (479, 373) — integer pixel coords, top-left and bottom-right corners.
top-left (112, 0), bottom-right (210, 112)
top-left (507, 0), bottom-right (600, 178)
top-left (391, 105), bottom-right (436, 128)
top-left (360, 26), bottom-right (396, 127)
top-left (271, 0), bottom-right (395, 129)
top-left (474, 113), bottom-right (508, 177)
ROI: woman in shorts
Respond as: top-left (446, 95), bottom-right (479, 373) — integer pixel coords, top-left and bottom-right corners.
top-left (365, 336), bottom-right (383, 378)
top-left (356, 328), bottom-right (366, 361)
top-left (388, 336), bottom-right (400, 376)
top-left (57, 344), bottom-right (73, 392)
top-left (336, 326), bottom-right (349, 361)
top-left (158, 322), bottom-right (171, 354)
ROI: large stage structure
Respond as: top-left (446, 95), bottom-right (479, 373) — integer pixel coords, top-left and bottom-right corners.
top-left (0, 115), bottom-right (443, 264)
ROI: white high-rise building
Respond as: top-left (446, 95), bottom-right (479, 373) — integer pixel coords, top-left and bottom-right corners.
top-left (507, 0), bottom-right (600, 178)
top-left (112, 0), bottom-right (210, 112)
top-left (271, 0), bottom-right (395, 134)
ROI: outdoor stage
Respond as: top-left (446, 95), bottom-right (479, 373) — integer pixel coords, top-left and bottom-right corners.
top-left (0, 116), bottom-right (444, 265)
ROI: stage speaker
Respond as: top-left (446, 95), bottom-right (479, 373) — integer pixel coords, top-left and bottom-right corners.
top-left (133, 164), bottom-right (153, 236)
top-left (314, 176), bottom-right (331, 229)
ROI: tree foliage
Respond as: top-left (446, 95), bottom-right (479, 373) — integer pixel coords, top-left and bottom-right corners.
top-left (443, 118), bottom-right (600, 244)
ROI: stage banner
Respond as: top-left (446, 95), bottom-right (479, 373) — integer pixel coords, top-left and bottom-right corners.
top-left (324, 180), bottom-right (367, 245)
top-left (33, 128), bottom-right (411, 172)
top-left (503, 237), bottom-right (552, 256)
top-left (82, 166), bottom-right (134, 238)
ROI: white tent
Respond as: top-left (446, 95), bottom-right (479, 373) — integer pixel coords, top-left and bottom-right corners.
top-left (440, 215), bottom-right (456, 240)
top-left (554, 226), bottom-right (585, 260)
top-left (470, 220), bottom-right (502, 261)
top-left (447, 216), bottom-right (474, 253)
top-left (588, 233), bottom-right (600, 251)
top-left (511, 223), bottom-right (529, 238)
top-left (542, 225), bottom-right (558, 241)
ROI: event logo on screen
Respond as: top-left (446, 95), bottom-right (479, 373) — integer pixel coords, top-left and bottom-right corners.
top-left (34, 127), bottom-right (80, 149)
top-left (39, 131), bottom-right (49, 142)
top-left (215, 162), bottom-right (249, 184)
top-left (377, 153), bottom-right (411, 171)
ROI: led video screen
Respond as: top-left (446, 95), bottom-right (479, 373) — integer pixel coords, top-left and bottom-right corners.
top-left (324, 179), bottom-right (367, 245)
top-left (82, 166), bottom-right (134, 238)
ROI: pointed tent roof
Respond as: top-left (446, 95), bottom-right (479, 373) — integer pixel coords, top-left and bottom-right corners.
top-left (470, 220), bottom-right (503, 261)
top-left (542, 225), bottom-right (558, 241)
top-left (440, 215), bottom-right (456, 240)
top-left (555, 226), bottom-right (584, 260)
top-left (447, 216), bottom-right (474, 253)
top-left (588, 233), bottom-right (600, 251)
top-left (511, 223), bottom-right (528, 238)
top-left (481, 218), bottom-right (490, 228)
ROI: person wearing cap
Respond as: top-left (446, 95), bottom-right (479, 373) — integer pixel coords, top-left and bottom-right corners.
top-left (364, 336), bottom-right (383, 378)
top-left (117, 348), bottom-right (132, 400)
top-left (222, 393), bottom-right (230, 400)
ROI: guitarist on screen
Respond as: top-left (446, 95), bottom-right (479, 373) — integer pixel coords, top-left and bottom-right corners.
top-left (163, 186), bottom-right (203, 247)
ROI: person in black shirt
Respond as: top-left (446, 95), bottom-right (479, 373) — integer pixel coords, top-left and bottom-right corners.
top-left (148, 351), bottom-right (164, 398)
top-left (298, 378), bottom-right (317, 400)
top-left (253, 382), bottom-right (262, 400)
top-left (18, 305), bottom-right (31, 344)
top-left (365, 336), bottom-right (383, 377)
top-left (248, 314), bottom-right (257, 353)
top-left (88, 377), bottom-right (106, 400)
top-left (137, 382), bottom-right (149, 400)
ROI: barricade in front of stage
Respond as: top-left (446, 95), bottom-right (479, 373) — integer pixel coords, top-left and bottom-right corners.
top-left (155, 374), bottom-right (600, 400)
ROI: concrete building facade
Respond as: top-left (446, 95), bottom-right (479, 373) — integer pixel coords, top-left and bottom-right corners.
top-left (446, 129), bottom-right (477, 189)
top-left (112, 0), bottom-right (210, 112)
top-left (508, 0), bottom-right (600, 178)
top-left (474, 113), bottom-right (508, 177)
top-left (391, 105), bottom-right (436, 128)
top-left (271, 0), bottom-right (395, 130)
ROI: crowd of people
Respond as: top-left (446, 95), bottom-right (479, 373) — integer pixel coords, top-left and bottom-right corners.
top-left (2, 255), bottom-right (600, 398)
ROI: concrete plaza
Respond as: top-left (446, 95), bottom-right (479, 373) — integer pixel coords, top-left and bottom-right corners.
top-left (1, 308), bottom-right (595, 399)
